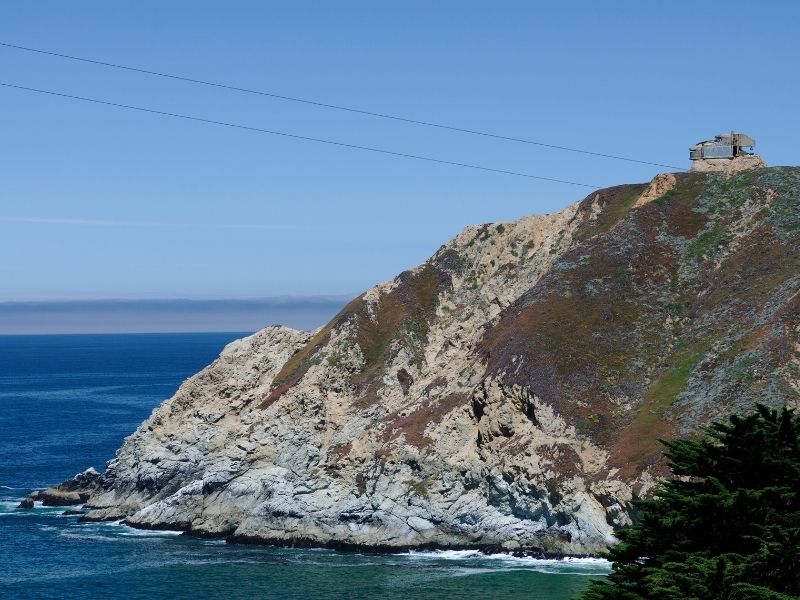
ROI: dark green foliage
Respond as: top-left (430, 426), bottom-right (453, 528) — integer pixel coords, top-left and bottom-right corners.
top-left (687, 227), bottom-right (727, 261)
top-left (614, 267), bottom-right (631, 286)
top-left (581, 405), bottom-right (800, 600)
top-left (653, 189), bottom-right (677, 206)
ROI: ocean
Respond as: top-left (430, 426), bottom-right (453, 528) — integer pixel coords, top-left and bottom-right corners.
top-left (0, 333), bottom-right (609, 599)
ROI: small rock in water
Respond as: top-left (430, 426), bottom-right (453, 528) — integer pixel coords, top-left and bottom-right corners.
top-left (40, 488), bottom-right (84, 506)
top-left (17, 497), bottom-right (35, 509)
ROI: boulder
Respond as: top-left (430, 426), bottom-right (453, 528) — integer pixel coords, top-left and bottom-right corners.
top-left (40, 487), bottom-right (84, 506)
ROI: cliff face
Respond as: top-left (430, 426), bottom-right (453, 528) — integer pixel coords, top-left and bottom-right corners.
top-left (77, 167), bottom-right (800, 555)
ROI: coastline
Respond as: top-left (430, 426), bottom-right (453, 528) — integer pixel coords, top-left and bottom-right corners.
top-left (8, 493), bottom-right (610, 562)
top-left (225, 532), bottom-right (607, 560)
top-left (78, 509), bottom-right (607, 560)
top-left (32, 500), bottom-right (604, 559)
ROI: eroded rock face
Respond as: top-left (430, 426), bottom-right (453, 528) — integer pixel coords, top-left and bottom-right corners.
top-left (635, 172), bottom-right (676, 207)
top-left (66, 167), bottom-right (799, 555)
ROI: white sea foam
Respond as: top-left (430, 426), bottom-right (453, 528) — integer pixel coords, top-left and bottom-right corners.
top-left (0, 500), bottom-right (87, 518)
top-left (201, 538), bottom-right (227, 546)
top-left (117, 527), bottom-right (184, 537)
top-left (0, 501), bottom-right (22, 515)
top-left (401, 549), bottom-right (611, 571)
top-left (404, 549), bottom-right (482, 560)
top-left (87, 519), bottom-right (183, 537)
top-left (58, 531), bottom-right (117, 542)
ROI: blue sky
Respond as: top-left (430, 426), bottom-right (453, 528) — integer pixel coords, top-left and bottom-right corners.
top-left (1, 1), bottom-right (798, 301)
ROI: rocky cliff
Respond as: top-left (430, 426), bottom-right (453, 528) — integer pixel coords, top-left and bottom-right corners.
top-left (59, 167), bottom-right (800, 555)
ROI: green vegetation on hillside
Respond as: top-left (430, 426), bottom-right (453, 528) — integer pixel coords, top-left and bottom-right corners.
top-left (581, 404), bottom-right (800, 600)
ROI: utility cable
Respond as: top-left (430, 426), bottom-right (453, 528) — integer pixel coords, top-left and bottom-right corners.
top-left (0, 81), bottom-right (602, 188)
top-left (0, 41), bottom-right (684, 170)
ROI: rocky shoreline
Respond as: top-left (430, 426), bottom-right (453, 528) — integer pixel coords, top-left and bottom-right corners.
top-left (18, 484), bottom-right (596, 559)
top-left (17, 475), bottom-right (595, 559)
top-left (224, 533), bottom-right (592, 560)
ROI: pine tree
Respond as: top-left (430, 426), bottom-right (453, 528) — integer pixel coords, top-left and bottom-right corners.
top-left (581, 404), bottom-right (800, 600)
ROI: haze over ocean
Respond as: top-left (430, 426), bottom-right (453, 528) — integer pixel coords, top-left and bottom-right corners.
top-left (0, 296), bottom-right (349, 334)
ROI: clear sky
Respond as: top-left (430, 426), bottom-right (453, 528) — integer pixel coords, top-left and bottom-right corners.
top-left (1, 1), bottom-right (798, 301)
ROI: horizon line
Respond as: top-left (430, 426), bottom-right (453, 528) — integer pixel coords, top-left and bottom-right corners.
top-left (0, 329), bottom-right (259, 337)
top-left (0, 294), bottom-right (356, 305)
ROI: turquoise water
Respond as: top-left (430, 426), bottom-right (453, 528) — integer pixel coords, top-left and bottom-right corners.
top-left (0, 333), bottom-right (609, 599)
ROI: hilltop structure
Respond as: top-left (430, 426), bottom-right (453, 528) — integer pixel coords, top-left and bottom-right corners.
top-left (689, 132), bottom-right (766, 173)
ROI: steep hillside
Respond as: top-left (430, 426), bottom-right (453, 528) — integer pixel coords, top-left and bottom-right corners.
top-left (59, 167), bottom-right (800, 555)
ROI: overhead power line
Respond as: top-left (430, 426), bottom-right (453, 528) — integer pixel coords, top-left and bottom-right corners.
top-left (0, 41), bottom-right (684, 171)
top-left (0, 82), bottom-right (601, 188)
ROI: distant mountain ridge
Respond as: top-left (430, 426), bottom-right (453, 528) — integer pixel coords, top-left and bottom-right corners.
top-left (49, 167), bottom-right (800, 555)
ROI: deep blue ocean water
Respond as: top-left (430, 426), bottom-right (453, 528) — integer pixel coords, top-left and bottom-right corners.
top-left (0, 333), bottom-right (609, 599)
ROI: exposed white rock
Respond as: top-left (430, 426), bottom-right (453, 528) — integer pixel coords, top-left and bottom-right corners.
top-left (689, 154), bottom-right (766, 173)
